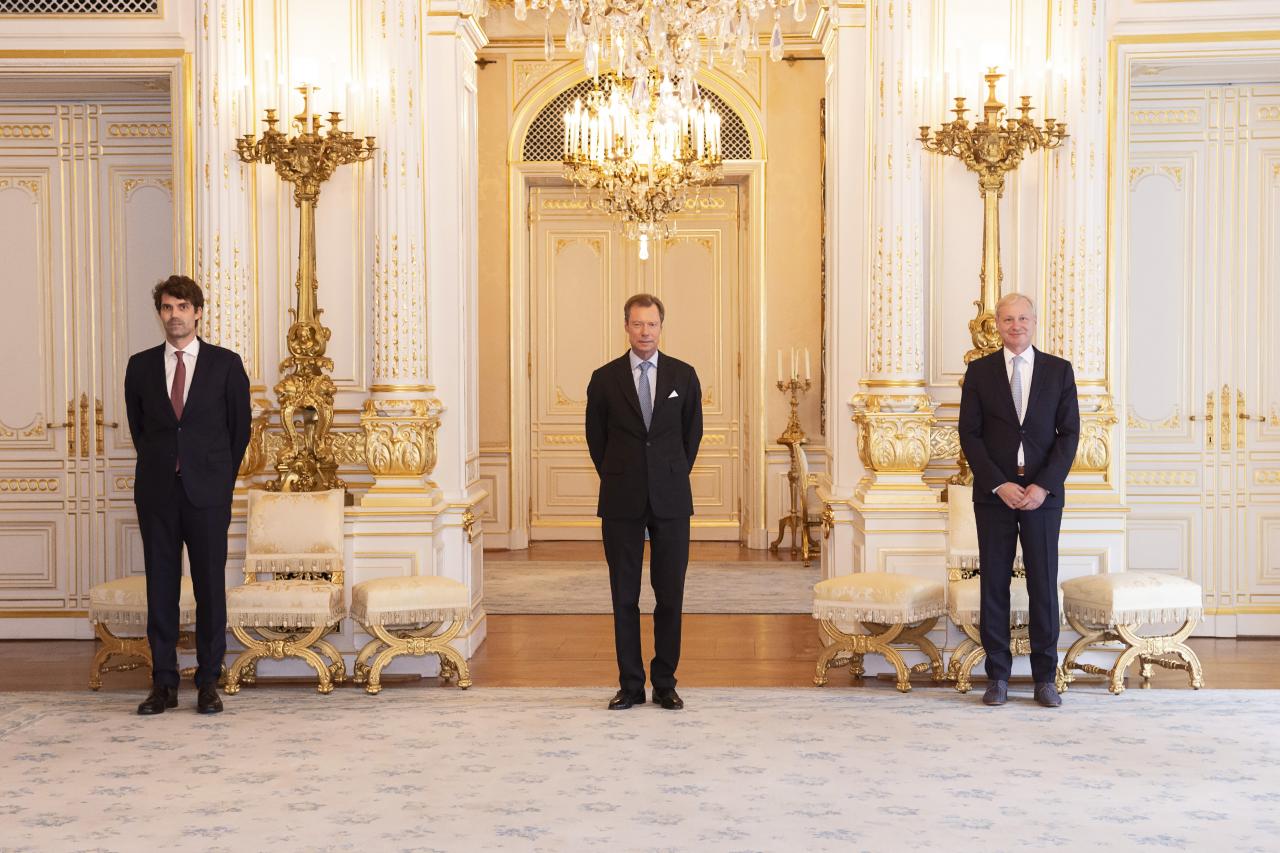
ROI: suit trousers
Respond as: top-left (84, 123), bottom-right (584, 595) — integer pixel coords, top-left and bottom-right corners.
top-left (974, 495), bottom-right (1062, 684)
top-left (601, 505), bottom-right (691, 692)
top-left (137, 473), bottom-right (230, 688)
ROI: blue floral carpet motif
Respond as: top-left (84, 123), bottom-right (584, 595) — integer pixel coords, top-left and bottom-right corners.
top-left (0, 686), bottom-right (1275, 851)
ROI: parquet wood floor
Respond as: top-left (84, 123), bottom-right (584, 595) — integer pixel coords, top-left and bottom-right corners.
top-left (2, 544), bottom-right (1275, 694)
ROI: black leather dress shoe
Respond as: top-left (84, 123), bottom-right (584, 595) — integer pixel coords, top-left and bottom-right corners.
top-left (137, 685), bottom-right (178, 715)
top-left (1034, 682), bottom-right (1062, 708)
top-left (607, 689), bottom-right (646, 710)
top-left (653, 687), bottom-right (684, 710)
top-left (196, 685), bottom-right (224, 715)
top-left (982, 680), bottom-right (1008, 706)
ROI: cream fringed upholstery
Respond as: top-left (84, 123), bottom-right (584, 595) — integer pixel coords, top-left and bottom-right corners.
top-left (812, 573), bottom-right (946, 693)
top-left (944, 484), bottom-right (1046, 692)
top-left (350, 576), bottom-right (472, 695)
top-left (225, 489), bottom-right (347, 695)
top-left (87, 575), bottom-right (196, 690)
top-left (1058, 572), bottom-right (1205, 695)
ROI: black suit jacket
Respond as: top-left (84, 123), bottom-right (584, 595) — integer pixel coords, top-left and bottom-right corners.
top-left (124, 339), bottom-right (252, 510)
top-left (585, 351), bottom-right (703, 520)
top-left (958, 347), bottom-right (1080, 508)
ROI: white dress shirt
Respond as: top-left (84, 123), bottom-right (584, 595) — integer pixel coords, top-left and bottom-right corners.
top-left (164, 337), bottom-right (200, 405)
top-left (629, 349), bottom-right (659, 410)
top-left (1004, 345), bottom-right (1034, 467)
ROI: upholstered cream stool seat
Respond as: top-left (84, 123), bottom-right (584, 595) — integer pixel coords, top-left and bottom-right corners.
top-left (87, 575), bottom-right (196, 690)
top-left (812, 572), bottom-right (946, 692)
top-left (1058, 572), bottom-right (1205, 695)
top-left (224, 489), bottom-right (349, 695)
top-left (350, 575), bottom-right (472, 695)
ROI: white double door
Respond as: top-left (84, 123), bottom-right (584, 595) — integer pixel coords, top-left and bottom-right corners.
top-left (527, 185), bottom-right (743, 540)
top-left (0, 96), bottom-right (175, 633)
top-left (1123, 80), bottom-right (1280, 636)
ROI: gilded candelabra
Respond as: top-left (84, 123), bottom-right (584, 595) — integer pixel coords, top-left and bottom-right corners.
top-left (236, 86), bottom-right (375, 492)
top-left (919, 68), bottom-right (1067, 363)
top-left (770, 376), bottom-right (820, 564)
top-left (919, 68), bottom-right (1066, 485)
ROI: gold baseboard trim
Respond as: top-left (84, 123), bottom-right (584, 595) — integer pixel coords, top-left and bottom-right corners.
top-left (0, 609), bottom-right (89, 618)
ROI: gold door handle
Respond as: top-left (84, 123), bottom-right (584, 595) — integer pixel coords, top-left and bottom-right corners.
top-left (1236, 390), bottom-right (1265, 449)
top-left (94, 397), bottom-right (119, 454)
top-left (45, 399), bottom-right (76, 459)
top-left (1188, 391), bottom-right (1215, 448)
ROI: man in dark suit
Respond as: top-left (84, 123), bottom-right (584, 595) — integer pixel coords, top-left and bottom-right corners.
top-left (124, 275), bottom-right (251, 715)
top-left (585, 293), bottom-right (703, 711)
top-left (959, 292), bottom-right (1080, 708)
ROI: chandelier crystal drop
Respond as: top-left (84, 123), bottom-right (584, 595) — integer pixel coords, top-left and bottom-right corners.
top-left (479, 0), bottom-right (817, 106)
top-left (562, 72), bottom-right (724, 258)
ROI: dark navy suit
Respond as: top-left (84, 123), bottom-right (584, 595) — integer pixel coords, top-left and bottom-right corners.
top-left (958, 347), bottom-right (1080, 683)
top-left (124, 339), bottom-right (250, 688)
top-left (585, 351), bottom-right (703, 692)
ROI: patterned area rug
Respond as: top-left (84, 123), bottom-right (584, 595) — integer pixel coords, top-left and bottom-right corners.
top-left (483, 560), bottom-right (820, 614)
top-left (1, 687), bottom-right (1275, 851)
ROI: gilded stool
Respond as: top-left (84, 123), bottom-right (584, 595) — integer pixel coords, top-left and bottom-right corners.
top-left (87, 575), bottom-right (195, 690)
top-left (224, 489), bottom-right (348, 695)
top-left (812, 573), bottom-right (946, 692)
top-left (1058, 571), bottom-right (1205, 695)
top-left (350, 576), bottom-right (472, 695)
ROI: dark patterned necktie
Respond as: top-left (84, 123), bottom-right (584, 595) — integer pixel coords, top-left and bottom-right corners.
top-left (170, 350), bottom-right (185, 420)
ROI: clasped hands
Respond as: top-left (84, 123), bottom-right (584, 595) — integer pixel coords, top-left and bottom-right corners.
top-left (996, 482), bottom-right (1047, 511)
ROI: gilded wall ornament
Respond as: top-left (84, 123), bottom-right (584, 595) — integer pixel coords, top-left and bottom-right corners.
top-left (361, 398), bottom-right (443, 478)
top-left (851, 394), bottom-right (937, 474)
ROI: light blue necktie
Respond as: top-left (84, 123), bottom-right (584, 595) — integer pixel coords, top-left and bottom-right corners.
top-left (1010, 354), bottom-right (1024, 421)
top-left (638, 360), bottom-right (653, 430)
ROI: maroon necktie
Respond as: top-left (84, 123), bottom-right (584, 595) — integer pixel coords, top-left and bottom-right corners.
top-left (171, 351), bottom-right (185, 472)
top-left (170, 350), bottom-right (185, 419)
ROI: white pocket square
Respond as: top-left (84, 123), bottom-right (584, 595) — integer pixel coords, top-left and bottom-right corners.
top-left (668, 390), bottom-right (679, 398)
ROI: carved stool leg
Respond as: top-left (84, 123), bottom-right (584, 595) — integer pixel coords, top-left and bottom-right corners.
top-left (813, 625), bottom-right (848, 687)
top-left (224, 627), bottom-right (267, 695)
top-left (89, 624), bottom-right (152, 690)
top-left (1139, 656), bottom-right (1154, 688)
top-left (436, 644), bottom-right (472, 689)
top-left (353, 631), bottom-right (384, 686)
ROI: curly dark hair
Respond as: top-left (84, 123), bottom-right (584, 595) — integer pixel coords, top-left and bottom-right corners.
top-left (152, 275), bottom-right (204, 312)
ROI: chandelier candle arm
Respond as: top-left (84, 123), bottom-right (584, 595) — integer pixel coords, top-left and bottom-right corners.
top-left (482, 0), bottom-right (823, 107)
top-left (562, 71), bottom-right (724, 258)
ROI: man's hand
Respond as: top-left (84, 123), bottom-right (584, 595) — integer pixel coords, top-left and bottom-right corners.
top-left (995, 482), bottom-right (1026, 509)
top-left (1017, 484), bottom-right (1048, 511)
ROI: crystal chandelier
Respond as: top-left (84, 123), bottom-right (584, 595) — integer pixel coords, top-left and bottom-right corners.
top-left (563, 72), bottom-right (723, 258)
top-left (477, 0), bottom-right (815, 106)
